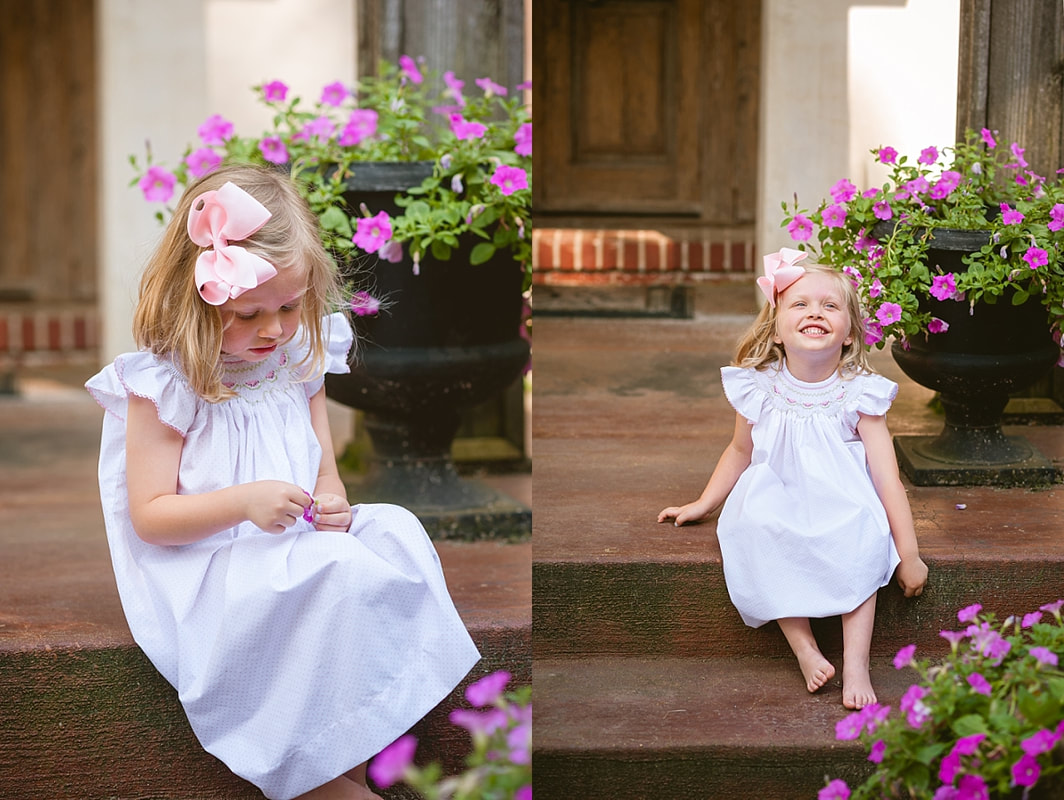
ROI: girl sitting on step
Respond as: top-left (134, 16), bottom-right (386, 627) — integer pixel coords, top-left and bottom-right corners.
top-left (87, 164), bottom-right (480, 800)
top-left (658, 249), bottom-right (928, 710)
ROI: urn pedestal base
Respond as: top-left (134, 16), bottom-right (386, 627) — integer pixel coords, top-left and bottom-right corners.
top-left (893, 434), bottom-right (1057, 488)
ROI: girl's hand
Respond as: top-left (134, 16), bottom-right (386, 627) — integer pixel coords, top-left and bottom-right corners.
top-left (244, 480), bottom-right (313, 534)
top-left (658, 501), bottom-right (715, 527)
top-left (896, 555), bottom-right (928, 597)
top-left (308, 492), bottom-right (352, 532)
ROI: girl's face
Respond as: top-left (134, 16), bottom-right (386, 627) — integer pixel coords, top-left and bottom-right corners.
top-left (220, 264), bottom-right (308, 362)
top-left (773, 272), bottom-right (853, 358)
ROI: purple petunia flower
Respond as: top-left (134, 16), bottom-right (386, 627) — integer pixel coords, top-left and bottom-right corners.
top-left (443, 70), bottom-right (466, 105)
top-left (1012, 753), bottom-right (1041, 788)
top-left (353, 211), bottom-right (393, 254)
top-left (868, 739), bottom-right (886, 763)
top-left (830, 178), bottom-right (857, 203)
top-left (822, 204), bottom-right (847, 229)
top-left (918, 146), bottom-right (939, 165)
top-left (184, 147), bottom-right (221, 178)
top-left (930, 273), bottom-right (958, 301)
top-left (958, 603), bottom-right (982, 623)
top-left (258, 136), bottom-right (288, 164)
top-left (981, 128), bottom-right (997, 148)
top-left (1049, 203), bottom-right (1064, 232)
top-left (368, 735), bottom-right (417, 789)
top-left (476, 76), bottom-right (509, 96)
top-left (875, 302), bottom-right (902, 326)
top-left (450, 113), bottom-right (487, 141)
top-left (515, 122), bottom-right (532, 156)
top-left (1029, 646), bottom-right (1059, 667)
top-left (197, 113), bottom-right (233, 146)
top-left (893, 644), bottom-right (916, 670)
top-left (399, 54), bottom-right (424, 84)
top-left (466, 670), bottom-right (511, 707)
top-left (873, 201), bottom-right (893, 221)
top-left (490, 165), bottom-right (528, 196)
top-left (138, 165), bottom-right (176, 203)
top-left (788, 214), bottom-right (814, 242)
top-left (818, 779), bottom-right (851, 800)
top-left (1024, 247), bottom-right (1048, 270)
top-left (262, 80), bottom-right (288, 103)
top-left (320, 81), bottom-right (349, 107)
top-left (339, 109), bottom-right (378, 146)
top-left (1000, 203), bottom-right (1025, 225)
top-left (1022, 728), bottom-right (1061, 756)
top-left (967, 672), bottom-right (992, 696)
top-left (877, 146), bottom-right (898, 165)
top-left (928, 318), bottom-right (950, 334)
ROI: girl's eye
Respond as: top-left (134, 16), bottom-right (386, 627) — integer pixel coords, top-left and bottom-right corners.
top-left (235, 312), bottom-right (257, 321)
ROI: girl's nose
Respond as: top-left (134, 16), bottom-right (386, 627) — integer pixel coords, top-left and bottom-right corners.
top-left (259, 315), bottom-right (283, 339)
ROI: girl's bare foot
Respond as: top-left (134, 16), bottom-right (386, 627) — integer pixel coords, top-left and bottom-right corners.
top-left (296, 775), bottom-right (382, 800)
top-left (795, 646), bottom-right (836, 693)
top-left (842, 664), bottom-right (877, 709)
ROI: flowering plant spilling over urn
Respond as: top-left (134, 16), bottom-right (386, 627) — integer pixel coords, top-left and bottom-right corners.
top-left (819, 600), bottom-right (1064, 800)
top-left (782, 129), bottom-right (1064, 351)
top-left (131, 56), bottom-right (533, 292)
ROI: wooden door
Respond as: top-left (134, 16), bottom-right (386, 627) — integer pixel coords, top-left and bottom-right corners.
top-left (0, 0), bottom-right (97, 304)
top-left (534, 0), bottom-right (760, 227)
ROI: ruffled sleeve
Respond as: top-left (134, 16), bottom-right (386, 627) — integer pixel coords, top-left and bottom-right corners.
top-left (85, 351), bottom-right (199, 436)
top-left (843, 373), bottom-right (898, 429)
top-left (720, 366), bottom-right (767, 423)
top-left (303, 312), bottom-right (353, 397)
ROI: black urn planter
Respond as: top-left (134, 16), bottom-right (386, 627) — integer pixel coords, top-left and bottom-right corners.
top-left (876, 226), bottom-right (1059, 486)
top-left (324, 162), bottom-right (530, 535)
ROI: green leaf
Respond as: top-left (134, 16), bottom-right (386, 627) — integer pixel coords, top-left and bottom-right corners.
top-left (1011, 289), bottom-right (1030, 305)
top-left (951, 713), bottom-right (989, 737)
top-left (318, 206), bottom-right (352, 236)
top-left (470, 242), bottom-right (496, 265)
top-left (430, 239), bottom-right (452, 261)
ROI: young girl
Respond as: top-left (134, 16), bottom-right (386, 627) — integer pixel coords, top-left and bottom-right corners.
top-left (658, 248), bottom-right (928, 710)
top-left (86, 164), bottom-right (480, 800)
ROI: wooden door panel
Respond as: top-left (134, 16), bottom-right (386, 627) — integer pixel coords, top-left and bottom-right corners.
top-left (535, 0), bottom-right (760, 225)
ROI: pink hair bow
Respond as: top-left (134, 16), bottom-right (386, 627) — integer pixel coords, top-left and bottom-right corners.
top-left (187, 181), bottom-right (277, 305)
top-left (757, 248), bottom-right (808, 307)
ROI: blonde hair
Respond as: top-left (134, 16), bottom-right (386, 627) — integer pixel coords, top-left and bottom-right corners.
top-left (133, 164), bottom-right (346, 402)
top-left (734, 262), bottom-right (872, 377)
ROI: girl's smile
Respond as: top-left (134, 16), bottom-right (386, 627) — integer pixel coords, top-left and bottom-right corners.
top-left (774, 272), bottom-right (853, 355)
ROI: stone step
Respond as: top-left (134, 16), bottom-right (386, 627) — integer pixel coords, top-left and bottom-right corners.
top-left (0, 385), bottom-right (530, 798)
top-left (534, 655), bottom-right (912, 800)
top-left (533, 509), bottom-right (1064, 660)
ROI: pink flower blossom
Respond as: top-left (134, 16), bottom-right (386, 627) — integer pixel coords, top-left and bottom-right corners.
top-left (835, 711), bottom-right (865, 741)
top-left (981, 128), bottom-right (997, 148)
top-left (450, 113), bottom-right (487, 140)
top-left (490, 165), bottom-right (528, 196)
top-left (906, 176), bottom-right (930, 196)
top-left (893, 644), bottom-right (916, 669)
top-left (873, 201), bottom-right (893, 221)
top-left (320, 81), bottom-right (349, 107)
top-left (399, 54), bottom-right (424, 84)
top-left (788, 214), bottom-right (814, 242)
top-left (467, 670), bottom-right (511, 707)
top-left (939, 751), bottom-right (962, 784)
top-left (1009, 142), bottom-right (1028, 168)
top-left (869, 278), bottom-right (883, 299)
top-left (296, 115), bottom-right (336, 144)
top-left (877, 146), bottom-right (898, 165)
top-left (953, 733), bottom-right (986, 756)
top-left (349, 291), bottom-right (380, 317)
top-left (448, 707), bottom-right (508, 736)
top-left (516, 786), bottom-right (532, 800)
top-left (868, 739), bottom-right (886, 763)
top-left (339, 109), bottom-right (378, 146)
top-left (368, 735), bottom-right (416, 788)
top-left (258, 136), bottom-right (288, 164)
top-left (1041, 599), bottom-right (1064, 616)
top-left (818, 779), bottom-right (851, 800)
top-left (967, 672), bottom-right (992, 696)
top-left (262, 80), bottom-right (288, 103)
top-left (1000, 203), bottom-right (1024, 224)
top-left (957, 773), bottom-right (989, 800)
top-left (1049, 203), bottom-right (1064, 232)
top-left (515, 122), bottom-right (532, 156)
top-left (1023, 611), bottom-right (1043, 628)
top-left (1022, 728), bottom-right (1061, 756)
top-left (900, 684), bottom-right (931, 728)
top-left (830, 178), bottom-right (857, 203)
top-left (940, 630), bottom-right (966, 650)
top-left (930, 273), bottom-right (957, 301)
top-left (1012, 753), bottom-right (1041, 788)
top-left (1029, 645), bottom-right (1058, 666)
top-left (822, 204), bottom-right (847, 229)
top-left (353, 211), bottom-right (393, 254)
top-left (918, 146), bottom-right (939, 165)
top-left (138, 166), bottom-right (176, 203)
top-left (184, 147), bottom-right (221, 178)
top-left (1024, 247), bottom-right (1048, 269)
top-left (930, 171), bottom-right (962, 199)
top-left (864, 320), bottom-right (883, 346)
top-left (443, 70), bottom-right (466, 105)
top-left (198, 113), bottom-right (234, 146)
top-left (378, 240), bottom-right (404, 263)
top-left (958, 603), bottom-right (982, 623)
top-left (876, 302), bottom-right (902, 326)
top-left (476, 76), bottom-right (508, 96)
top-left (928, 318), bottom-right (950, 334)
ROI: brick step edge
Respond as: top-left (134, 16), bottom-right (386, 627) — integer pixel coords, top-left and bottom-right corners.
top-left (0, 632), bottom-right (530, 799)
top-left (534, 655), bottom-right (909, 800)
top-left (532, 555), bottom-right (1064, 660)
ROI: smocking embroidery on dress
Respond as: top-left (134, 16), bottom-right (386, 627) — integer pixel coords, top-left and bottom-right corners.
top-left (221, 349), bottom-right (296, 400)
top-left (762, 370), bottom-right (852, 417)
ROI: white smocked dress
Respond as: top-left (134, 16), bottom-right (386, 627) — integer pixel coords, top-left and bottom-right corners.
top-left (716, 362), bottom-right (902, 629)
top-left (86, 313), bottom-right (480, 800)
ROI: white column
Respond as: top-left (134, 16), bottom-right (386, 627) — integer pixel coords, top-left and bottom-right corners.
top-left (96, 0), bottom-right (209, 361)
top-left (757, 0), bottom-right (855, 263)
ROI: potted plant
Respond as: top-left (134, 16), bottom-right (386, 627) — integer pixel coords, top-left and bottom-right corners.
top-left (132, 56), bottom-right (532, 526)
top-left (782, 129), bottom-right (1064, 484)
top-left (819, 600), bottom-right (1064, 800)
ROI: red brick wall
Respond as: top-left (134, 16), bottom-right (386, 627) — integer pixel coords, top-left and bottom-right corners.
top-left (0, 309), bottom-right (98, 357)
top-left (532, 228), bottom-right (757, 286)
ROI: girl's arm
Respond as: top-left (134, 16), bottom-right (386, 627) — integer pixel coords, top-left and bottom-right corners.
top-left (658, 411), bottom-right (753, 526)
top-left (306, 387), bottom-right (352, 531)
top-left (857, 411), bottom-right (928, 597)
top-left (125, 395), bottom-right (311, 545)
